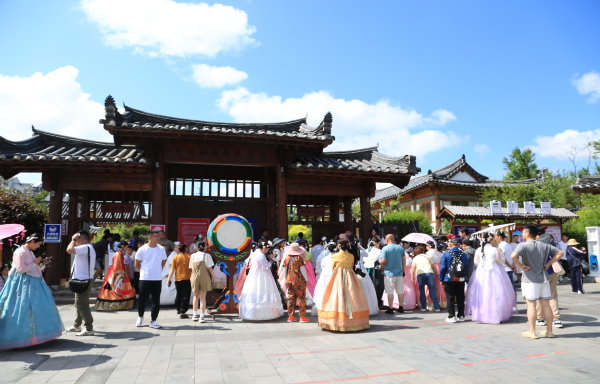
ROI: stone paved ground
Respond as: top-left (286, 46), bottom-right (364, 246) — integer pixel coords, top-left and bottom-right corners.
top-left (1, 283), bottom-right (599, 384)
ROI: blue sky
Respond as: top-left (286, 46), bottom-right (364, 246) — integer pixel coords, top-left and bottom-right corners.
top-left (1, 0), bottom-right (599, 185)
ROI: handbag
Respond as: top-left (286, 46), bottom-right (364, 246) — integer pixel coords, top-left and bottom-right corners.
top-left (69, 245), bottom-right (91, 293)
top-left (552, 261), bottom-right (565, 276)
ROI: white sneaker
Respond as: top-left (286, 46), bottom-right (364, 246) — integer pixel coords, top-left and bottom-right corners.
top-left (192, 315), bottom-right (200, 322)
top-left (136, 317), bottom-right (144, 327)
top-left (199, 316), bottom-right (205, 323)
top-left (149, 321), bottom-right (161, 329)
top-left (66, 326), bottom-right (81, 332)
top-left (445, 317), bottom-right (457, 323)
top-left (421, 309), bottom-right (427, 312)
top-left (458, 316), bottom-right (465, 322)
top-left (75, 329), bottom-right (94, 336)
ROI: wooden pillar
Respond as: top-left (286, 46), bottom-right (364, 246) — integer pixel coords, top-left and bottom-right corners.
top-left (433, 186), bottom-right (441, 234)
top-left (331, 196), bottom-right (340, 222)
top-left (360, 189), bottom-right (371, 245)
top-left (276, 162), bottom-right (288, 241)
top-left (267, 167), bottom-right (277, 237)
top-left (64, 190), bottom-right (79, 278)
top-left (343, 197), bottom-right (353, 232)
top-left (151, 155), bottom-right (166, 227)
top-left (45, 170), bottom-right (63, 285)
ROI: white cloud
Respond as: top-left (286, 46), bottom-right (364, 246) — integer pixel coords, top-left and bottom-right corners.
top-left (81, 0), bottom-right (257, 58)
top-left (218, 88), bottom-right (459, 158)
top-left (0, 66), bottom-right (109, 142)
top-left (474, 144), bottom-right (490, 157)
top-left (529, 129), bottom-right (600, 160)
top-left (572, 71), bottom-right (600, 103)
top-left (192, 64), bottom-right (247, 88)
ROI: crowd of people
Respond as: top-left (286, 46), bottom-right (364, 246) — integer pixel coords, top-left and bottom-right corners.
top-left (0, 223), bottom-right (590, 349)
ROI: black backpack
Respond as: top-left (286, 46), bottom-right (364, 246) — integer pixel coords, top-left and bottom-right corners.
top-left (448, 250), bottom-right (466, 282)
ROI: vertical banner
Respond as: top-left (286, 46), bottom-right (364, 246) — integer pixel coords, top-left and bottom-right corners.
top-left (178, 218), bottom-right (210, 245)
top-left (61, 219), bottom-right (68, 236)
top-left (44, 224), bottom-right (62, 243)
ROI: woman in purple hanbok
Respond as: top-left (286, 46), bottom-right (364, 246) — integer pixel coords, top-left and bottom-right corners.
top-left (466, 237), bottom-right (518, 324)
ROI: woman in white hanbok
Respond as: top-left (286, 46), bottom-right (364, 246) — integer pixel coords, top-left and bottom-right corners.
top-left (239, 241), bottom-right (284, 321)
top-left (310, 243), bottom-right (336, 316)
top-left (357, 245), bottom-right (379, 315)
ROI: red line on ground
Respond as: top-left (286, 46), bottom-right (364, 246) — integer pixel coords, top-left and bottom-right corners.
top-left (464, 352), bottom-right (566, 367)
top-left (294, 370), bottom-right (420, 384)
top-left (268, 346), bottom-right (376, 356)
top-left (465, 335), bottom-right (483, 338)
top-left (554, 351), bottom-right (567, 354)
top-left (462, 363), bottom-right (475, 366)
top-left (424, 339), bottom-right (450, 342)
top-left (525, 354), bottom-right (547, 358)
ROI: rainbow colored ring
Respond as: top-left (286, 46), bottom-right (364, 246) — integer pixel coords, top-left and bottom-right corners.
top-left (207, 214), bottom-right (253, 254)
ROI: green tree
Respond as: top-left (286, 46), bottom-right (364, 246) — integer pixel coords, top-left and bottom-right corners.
top-left (380, 208), bottom-right (432, 235)
top-left (288, 225), bottom-right (312, 244)
top-left (502, 147), bottom-right (540, 180)
top-left (98, 223), bottom-right (150, 242)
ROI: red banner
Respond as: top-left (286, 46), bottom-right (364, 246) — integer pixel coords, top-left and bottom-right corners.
top-left (178, 218), bottom-right (210, 245)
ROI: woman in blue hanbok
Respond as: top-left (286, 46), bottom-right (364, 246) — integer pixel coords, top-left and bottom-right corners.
top-left (0, 234), bottom-right (64, 349)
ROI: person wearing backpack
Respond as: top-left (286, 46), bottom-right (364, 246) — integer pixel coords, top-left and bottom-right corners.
top-left (439, 237), bottom-right (469, 323)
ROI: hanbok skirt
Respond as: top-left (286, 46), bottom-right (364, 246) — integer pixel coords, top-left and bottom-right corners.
top-left (357, 273), bottom-right (379, 316)
top-left (239, 267), bottom-right (284, 321)
top-left (234, 264), bottom-right (249, 297)
top-left (311, 270), bottom-right (333, 316)
top-left (0, 273), bottom-right (64, 349)
top-left (95, 258), bottom-right (136, 311)
top-left (318, 267), bottom-right (369, 332)
top-left (304, 260), bottom-right (317, 297)
top-left (381, 265), bottom-right (417, 310)
top-left (466, 263), bottom-right (518, 324)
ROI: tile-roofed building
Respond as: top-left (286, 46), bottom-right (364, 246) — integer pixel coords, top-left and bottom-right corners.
top-left (0, 95), bottom-right (420, 288)
top-left (371, 154), bottom-right (537, 233)
top-left (437, 205), bottom-right (578, 221)
top-left (571, 175), bottom-right (600, 194)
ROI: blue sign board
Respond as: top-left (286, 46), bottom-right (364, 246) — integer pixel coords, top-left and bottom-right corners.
top-left (44, 224), bottom-right (62, 243)
top-left (453, 225), bottom-right (479, 238)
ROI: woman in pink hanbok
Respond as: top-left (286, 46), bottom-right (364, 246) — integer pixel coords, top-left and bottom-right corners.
top-left (302, 246), bottom-right (317, 297)
top-left (466, 236), bottom-right (518, 324)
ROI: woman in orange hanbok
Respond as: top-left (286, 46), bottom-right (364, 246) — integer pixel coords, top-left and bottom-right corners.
top-left (95, 243), bottom-right (136, 311)
top-left (318, 239), bottom-right (369, 332)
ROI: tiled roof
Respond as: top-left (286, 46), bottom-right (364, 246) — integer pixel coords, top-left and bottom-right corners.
top-left (438, 205), bottom-right (578, 219)
top-left (101, 95), bottom-right (334, 142)
top-left (372, 155), bottom-right (536, 202)
top-left (0, 127), bottom-right (147, 164)
top-left (571, 175), bottom-right (600, 192)
top-left (290, 146), bottom-right (419, 175)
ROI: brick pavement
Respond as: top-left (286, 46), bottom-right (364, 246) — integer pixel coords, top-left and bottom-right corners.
top-left (1, 283), bottom-right (599, 384)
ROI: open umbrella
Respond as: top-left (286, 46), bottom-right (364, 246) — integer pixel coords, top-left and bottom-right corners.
top-left (401, 233), bottom-right (437, 246)
top-left (0, 224), bottom-right (26, 250)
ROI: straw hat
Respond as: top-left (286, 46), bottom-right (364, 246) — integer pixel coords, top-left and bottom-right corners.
top-left (567, 239), bottom-right (580, 246)
top-left (288, 242), bottom-right (302, 255)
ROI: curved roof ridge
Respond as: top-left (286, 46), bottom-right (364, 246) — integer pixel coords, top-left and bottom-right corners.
top-left (123, 105), bottom-right (307, 128)
top-left (31, 127), bottom-right (118, 147)
top-left (323, 146), bottom-right (379, 156)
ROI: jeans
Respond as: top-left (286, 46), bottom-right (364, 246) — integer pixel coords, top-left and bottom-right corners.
top-left (570, 266), bottom-right (584, 293)
top-left (507, 271), bottom-right (516, 293)
top-left (444, 281), bottom-right (465, 318)
top-left (417, 273), bottom-right (440, 310)
top-left (138, 280), bottom-right (162, 321)
top-left (74, 279), bottom-right (94, 330)
top-left (174, 280), bottom-right (191, 313)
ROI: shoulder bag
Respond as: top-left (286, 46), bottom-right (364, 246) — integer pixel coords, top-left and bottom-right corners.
top-left (69, 245), bottom-right (91, 293)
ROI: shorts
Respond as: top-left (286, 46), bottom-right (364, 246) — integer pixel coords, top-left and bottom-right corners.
top-left (384, 275), bottom-right (405, 294)
top-left (521, 281), bottom-right (551, 301)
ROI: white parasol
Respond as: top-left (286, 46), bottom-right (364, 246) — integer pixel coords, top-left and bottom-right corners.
top-left (401, 233), bottom-right (437, 246)
top-left (469, 223), bottom-right (516, 240)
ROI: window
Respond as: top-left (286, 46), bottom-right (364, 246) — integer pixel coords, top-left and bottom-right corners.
top-left (168, 178), bottom-right (267, 198)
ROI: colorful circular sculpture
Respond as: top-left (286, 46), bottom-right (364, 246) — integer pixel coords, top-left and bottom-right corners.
top-left (207, 213), bottom-right (253, 254)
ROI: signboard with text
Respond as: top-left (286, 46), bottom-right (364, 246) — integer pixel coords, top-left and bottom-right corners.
top-left (178, 218), bottom-right (210, 245)
top-left (165, 143), bottom-right (277, 165)
top-left (150, 224), bottom-right (166, 232)
top-left (44, 224), bottom-right (62, 243)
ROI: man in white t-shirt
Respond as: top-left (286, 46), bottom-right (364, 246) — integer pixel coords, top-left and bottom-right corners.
top-left (135, 230), bottom-right (167, 329)
top-left (495, 232), bottom-right (516, 292)
top-left (66, 230), bottom-right (98, 336)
